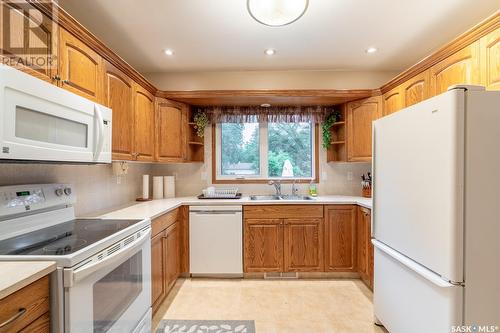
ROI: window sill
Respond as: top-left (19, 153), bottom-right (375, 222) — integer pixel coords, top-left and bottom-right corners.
top-left (212, 178), bottom-right (318, 184)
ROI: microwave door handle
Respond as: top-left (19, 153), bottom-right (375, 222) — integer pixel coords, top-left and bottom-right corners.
top-left (93, 104), bottom-right (105, 161)
top-left (64, 228), bottom-right (151, 288)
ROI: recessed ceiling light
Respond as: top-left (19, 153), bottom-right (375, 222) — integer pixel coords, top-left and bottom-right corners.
top-left (260, 103), bottom-right (271, 108)
top-left (247, 0), bottom-right (309, 27)
top-left (265, 49), bottom-right (276, 56)
top-left (366, 47), bottom-right (378, 54)
top-left (164, 49), bottom-right (174, 56)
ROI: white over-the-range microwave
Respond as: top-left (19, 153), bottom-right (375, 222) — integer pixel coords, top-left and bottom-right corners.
top-left (0, 65), bottom-right (112, 163)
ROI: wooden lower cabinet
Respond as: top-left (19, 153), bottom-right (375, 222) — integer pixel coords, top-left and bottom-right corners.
top-left (243, 206), bottom-right (324, 273)
top-left (0, 275), bottom-right (50, 333)
top-left (324, 205), bottom-right (357, 272)
top-left (151, 210), bottom-right (181, 314)
top-left (284, 218), bottom-right (324, 272)
top-left (244, 218), bottom-right (284, 272)
top-left (357, 207), bottom-right (374, 289)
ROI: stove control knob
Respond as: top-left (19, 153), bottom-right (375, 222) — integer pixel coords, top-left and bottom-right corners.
top-left (55, 188), bottom-right (64, 197)
top-left (64, 188), bottom-right (72, 196)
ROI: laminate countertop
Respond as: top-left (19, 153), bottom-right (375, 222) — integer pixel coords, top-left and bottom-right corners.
top-left (99, 195), bottom-right (372, 220)
top-left (0, 261), bottom-right (56, 299)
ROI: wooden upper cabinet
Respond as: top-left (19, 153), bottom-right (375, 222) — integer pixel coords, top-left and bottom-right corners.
top-left (59, 28), bottom-right (104, 102)
top-left (1, 1), bottom-right (58, 83)
top-left (284, 218), bottom-right (323, 272)
top-left (324, 205), bottom-right (356, 272)
top-left (382, 86), bottom-right (403, 115)
top-left (133, 83), bottom-right (155, 161)
top-left (401, 69), bottom-right (431, 108)
top-left (480, 28), bottom-right (500, 91)
top-left (104, 61), bottom-right (134, 160)
top-left (430, 41), bottom-right (481, 96)
top-left (346, 96), bottom-right (382, 162)
top-left (244, 218), bottom-right (284, 273)
top-left (155, 99), bottom-right (187, 162)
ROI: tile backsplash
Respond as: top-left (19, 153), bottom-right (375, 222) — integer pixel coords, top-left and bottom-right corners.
top-left (0, 163), bottom-right (151, 216)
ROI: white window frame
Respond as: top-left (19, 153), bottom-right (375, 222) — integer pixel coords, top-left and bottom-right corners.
top-left (215, 122), bottom-right (316, 182)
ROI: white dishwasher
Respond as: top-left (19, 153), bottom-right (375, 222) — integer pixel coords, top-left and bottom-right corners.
top-left (189, 206), bottom-right (243, 277)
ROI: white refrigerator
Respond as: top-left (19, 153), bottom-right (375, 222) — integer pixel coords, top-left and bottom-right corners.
top-left (372, 85), bottom-right (500, 333)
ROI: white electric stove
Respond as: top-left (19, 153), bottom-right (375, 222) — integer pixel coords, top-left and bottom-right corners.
top-left (0, 184), bottom-right (152, 333)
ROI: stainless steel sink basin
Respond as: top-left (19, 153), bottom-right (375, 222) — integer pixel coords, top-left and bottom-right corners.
top-left (250, 195), bottom-right (281, 201)
top-left (279, 195), bottom-right (316, 201)
top-left (249, 195), bottom-right (315, 201)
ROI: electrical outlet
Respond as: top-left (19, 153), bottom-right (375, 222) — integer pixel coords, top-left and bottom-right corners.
top-left (347, 171), bottom-right (353, 181)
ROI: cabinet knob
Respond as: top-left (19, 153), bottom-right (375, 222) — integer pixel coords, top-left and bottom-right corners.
top-left (62, 79), bottom-right (70, 85)
top-left (52, 75), bottom-right (61, 81)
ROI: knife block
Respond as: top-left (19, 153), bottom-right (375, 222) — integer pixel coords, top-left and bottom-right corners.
top-left (362, 186), bottom-right (372, 198)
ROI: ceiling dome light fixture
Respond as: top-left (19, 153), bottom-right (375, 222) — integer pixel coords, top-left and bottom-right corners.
top-left (366, 47), bottom-right (378, 54)
top-left (247, 0), bottom-right (309, 27)
top-left (164, 49), bottom-right (174, 56)
top-left (265, 48), bottom-right (276, 56)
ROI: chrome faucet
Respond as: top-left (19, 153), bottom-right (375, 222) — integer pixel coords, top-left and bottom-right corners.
top-left (268, 180), bottom-right (282, 196)
top-left (291, 180), bottom-right (299, 196)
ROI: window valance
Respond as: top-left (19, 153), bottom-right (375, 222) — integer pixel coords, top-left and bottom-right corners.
top-left (197, 105), bottom-right (335, 123)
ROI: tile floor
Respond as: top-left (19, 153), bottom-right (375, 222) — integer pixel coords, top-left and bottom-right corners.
top-left (153, 278), bottom-right (387, 333)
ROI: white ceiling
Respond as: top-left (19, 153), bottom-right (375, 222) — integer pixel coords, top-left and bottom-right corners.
top-left (57, 0), bottom-right (499, 73)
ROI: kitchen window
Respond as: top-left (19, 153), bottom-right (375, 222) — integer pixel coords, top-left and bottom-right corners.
top-left (214, 122), bottom-right (318, 183)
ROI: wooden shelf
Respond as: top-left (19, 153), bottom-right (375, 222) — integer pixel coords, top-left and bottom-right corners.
top-left (188, 141), bottom-right (204, 146)
top-left (330, 141), bottom-right (345, 145)
top-left (188, 122), bottom-right (196, 126)
top-left (332, 121), bottom-right (345, 126)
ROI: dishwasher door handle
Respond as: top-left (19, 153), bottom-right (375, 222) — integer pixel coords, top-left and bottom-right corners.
top-left (191, 211), bottom-right (241, 215)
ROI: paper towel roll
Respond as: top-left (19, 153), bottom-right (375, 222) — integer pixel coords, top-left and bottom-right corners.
top-left (153, 176), bottom-right (164, 200)
top-left (163, 176), bottom-right (175, 198)
top-left (142, 175), bottom-right (149, 199)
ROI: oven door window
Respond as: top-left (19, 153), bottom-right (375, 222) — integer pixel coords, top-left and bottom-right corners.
top-left (93, 251), bottom-right (143, 333)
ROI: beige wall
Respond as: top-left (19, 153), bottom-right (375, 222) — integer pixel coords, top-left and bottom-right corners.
top-left (151, 126), bottom-right (371, 197)
top-left (145, 70), bottom-right (398, 91)
top-left (0, 163), bottom-right (151, 216)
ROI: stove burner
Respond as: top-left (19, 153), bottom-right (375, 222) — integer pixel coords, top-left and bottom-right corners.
top-left (43, 239), bottom-right (88, 254)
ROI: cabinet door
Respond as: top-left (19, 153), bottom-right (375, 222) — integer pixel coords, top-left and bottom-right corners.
top-left (480, 28), bottom-right (500, 91)
top-left (284, 218), bottom-right (323, 272)
top-left (104, 61), bottom-right (134, 160)
top-left (133, 84), bottom-right (155, 161)
top-left (1, 1), bottom-right (58, 83)
top-left (59, 28), bottom-right (104, 102)
top-left (151, 232), bottom-right (166, 310)
top-left (156, 100), bottom-right (187, 162)
top-left (382, 86), bottom-right (403, 115)
top-left (346, 96), bottom-right (382, 162)
top-left (356, 207), bottom-right (368, 279)
top-left (324, 205), bottom-right (356, 272)
top-left (244, 219), bottom-right (284, 272)
top-left (165, 221), bottom-right (180, 291)
top-left (402, 69), bottom-right (431, 108)
top-left (430, 41), bottom-right (481, 96)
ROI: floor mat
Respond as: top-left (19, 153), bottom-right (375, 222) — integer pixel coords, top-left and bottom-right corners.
top-left (156, 320), bottom-right (256, 333)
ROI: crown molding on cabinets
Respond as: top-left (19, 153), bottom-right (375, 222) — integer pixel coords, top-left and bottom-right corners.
top-left (380, 10), bottom-right (500, 94)
top-left (29, 0), bottom-right (157, 94)
top-left (156, 89), bottom-right (374, 106)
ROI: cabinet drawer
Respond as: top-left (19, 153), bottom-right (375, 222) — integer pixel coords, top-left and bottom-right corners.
top-left (244, 205), bottom-right (323, 219)
top-left (18, 312), bottom-right (50, 333)
top-left (0, 276), bottom-right (49, 333)
top-left (152, 209), bottom-right (178, 237)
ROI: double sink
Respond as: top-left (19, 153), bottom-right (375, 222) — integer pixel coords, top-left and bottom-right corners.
top-left (250, 195), bottom-right (316, 201)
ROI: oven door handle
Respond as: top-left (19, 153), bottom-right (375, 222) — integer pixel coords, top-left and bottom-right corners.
top-left (64, 228), bottom-right (151, 288)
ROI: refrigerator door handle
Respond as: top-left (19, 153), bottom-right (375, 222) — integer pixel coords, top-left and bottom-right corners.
top-left (372, 239), bottom-right (456, 288)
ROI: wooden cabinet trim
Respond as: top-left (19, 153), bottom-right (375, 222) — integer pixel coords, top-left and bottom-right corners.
top-left (244, 205), bottom-right (324, 219)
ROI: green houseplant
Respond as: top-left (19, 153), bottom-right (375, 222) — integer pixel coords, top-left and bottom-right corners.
top-left (321, 110), bottom-right (341, 149)
top-left (193, 111), bottom-right (209, 138)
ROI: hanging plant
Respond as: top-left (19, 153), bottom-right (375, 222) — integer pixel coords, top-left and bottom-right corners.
top-left (193, 111), bottom-right (209, 138)
top-left (322, 110), bottom-right (341, 149)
